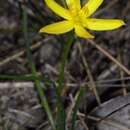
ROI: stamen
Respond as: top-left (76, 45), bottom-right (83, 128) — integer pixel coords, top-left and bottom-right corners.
top-left (82, 6), bottom-right (89, 17)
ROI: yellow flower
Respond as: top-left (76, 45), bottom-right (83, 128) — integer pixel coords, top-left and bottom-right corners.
top-left (40, 0), bottom-right (125, 38)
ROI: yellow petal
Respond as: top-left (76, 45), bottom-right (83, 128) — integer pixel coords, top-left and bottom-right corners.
top-left (45, 0), bottom-right (71, 20)
top-left (39, 20), bottom-right (74, 34)
top-left (83, 18), bottom-right (125, 31)
top-left (75, 25), bottom-right (94, 38)
top-left (82, 0), bottom-right (103, 17)
top-left (66, 0), bottom-right (81, 10)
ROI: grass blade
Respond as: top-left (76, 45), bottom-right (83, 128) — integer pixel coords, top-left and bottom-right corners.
top-left (22, 5), bottom-right (55, 130)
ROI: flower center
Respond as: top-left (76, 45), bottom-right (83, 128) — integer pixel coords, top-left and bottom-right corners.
top-left (70, 8), bottom-right (87, 26)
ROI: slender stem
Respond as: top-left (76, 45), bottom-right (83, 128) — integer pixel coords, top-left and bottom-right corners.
top-left (56, 34), bottom-right (74, 130)
top-left (22, 5), bottom-right (55, 130)
top-left (58, 36), bottom-right (73, 93)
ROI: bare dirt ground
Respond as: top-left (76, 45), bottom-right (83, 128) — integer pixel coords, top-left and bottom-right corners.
top-left (0, 0), bottom-right (130, 130)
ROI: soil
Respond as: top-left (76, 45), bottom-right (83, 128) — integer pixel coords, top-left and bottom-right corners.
top-left (0, 0), bottom-right (130, 130)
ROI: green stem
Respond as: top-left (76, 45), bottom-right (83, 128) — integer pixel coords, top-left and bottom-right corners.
top-left (56, 34), bottom-right (74, 130)
top-left (22, 5), bottom-right (55, 130)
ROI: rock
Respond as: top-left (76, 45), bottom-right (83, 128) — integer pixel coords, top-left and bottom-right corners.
top-left (89, 94), bottom-right (130, 130)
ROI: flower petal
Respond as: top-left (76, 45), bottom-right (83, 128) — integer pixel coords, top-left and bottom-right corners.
top-left (45, 0), bottom-right (71, 20)
top-left (75, 25), bottom-right (94, 38)
top-left (82, 0), bottom-right (103, 17)
top-left (83, 18), bottom-right (125, 31)
top-left (66, 0), bottom-right (81, 10)
top-left (40, 20), bottom-right (74, 34)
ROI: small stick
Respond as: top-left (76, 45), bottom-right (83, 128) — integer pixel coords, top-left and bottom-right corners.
top-left (0, 38), bottom-right (51, 66)
top-left (117, 48), bottom-right (127, 96)
top-left (78, 43), bottom-right (101, 105)
top-left (88, 39), bottom-right (130, 76)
